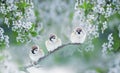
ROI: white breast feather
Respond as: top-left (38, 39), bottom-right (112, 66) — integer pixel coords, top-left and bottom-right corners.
top-left (70, 32), bottom-right (86, 43)
top-left (45, 40), bottom-right (55, 51)
top-left (29, 50), bottom-right (44, 62)
top-left (55, 38), bottom-right (62, 48)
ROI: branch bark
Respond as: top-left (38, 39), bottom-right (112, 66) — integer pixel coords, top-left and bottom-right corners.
top-left (24, 43), bottom-right (81, 69)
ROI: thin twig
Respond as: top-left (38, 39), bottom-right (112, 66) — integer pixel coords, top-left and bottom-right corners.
top-left (24, 43), bottom-right (81, 69)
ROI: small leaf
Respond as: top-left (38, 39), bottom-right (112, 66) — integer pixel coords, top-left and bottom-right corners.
top-left (30, 31), bottom-right (37, 37)
top-left (0, 56), bottom-right (4, 61)
top-left (83, 1), bottom-right (87, 10)
top-left (69, 12), bottom-right (74, 20)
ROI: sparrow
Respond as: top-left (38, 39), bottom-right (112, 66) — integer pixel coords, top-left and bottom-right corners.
top-left (45, 34), bottom-right (62, 52)
top-left (70, 26), bottom-right (86, 43)
top-left (29, 45), bottom-right (44, 64)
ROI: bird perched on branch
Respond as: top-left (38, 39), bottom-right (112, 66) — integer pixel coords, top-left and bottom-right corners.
top-left (29, 45), bottom-right (44, 64)
top-left (70, 26), bottom-right (86, 43)
top-left (45, 34), bottom-right (62, 52)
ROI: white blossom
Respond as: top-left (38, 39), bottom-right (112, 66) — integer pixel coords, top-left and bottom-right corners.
top-left (102, 43), bottom-right (108, 54)
top-left (7, 4), bottom-right (18, 12)
top-left (93, 5), bottom-right (105, 15)
top-left (4, 35), bottom-right (9, 47)
top-left (13, 12), bottom-right (22, 18)
top-left (108, 33), bottom-right (114, 43)
top-left (25, 8), bottom-right (35, 21)
top-left (97, 0), bottom-right (106, 5)
top-left (0, 4), bottom-right (7, 14)
top-left (4, 17), bottom-right (10, 27)
top-left (108, 33), bottom-right (114, 50)
top-left (0, 27), bottom-right (4, 34)
top-left (102, 33), bottom-right (114, 55)
top-left (0, 35), bottom-right (4, 42)
top-left (91, 25), bottom-right (99, 38)
top-left (87, 14), bottom-right (95, 21)
top-left (101, 21), bottom-right (108, 33)
top-left (16, 35), bottom-right (25, 43)
top-left (105, 4), bottom-right (113, 18)
top-left (22, 22), bottom-right (32, 30)
top-left (6, 0), bottom-right (14, 4)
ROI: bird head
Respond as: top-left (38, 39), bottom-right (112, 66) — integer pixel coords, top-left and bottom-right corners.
top-left (31, 45), bottom-right (39, 54)
top-left (74, 27), bottom-right (83, 35)
top-left (49, 34), bottom-right (57, 42)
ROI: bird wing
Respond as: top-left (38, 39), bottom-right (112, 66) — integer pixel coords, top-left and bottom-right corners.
top-left (45, 40), bottom-right (54, 51)
top-left (56, 38), bottom-right (62, 47)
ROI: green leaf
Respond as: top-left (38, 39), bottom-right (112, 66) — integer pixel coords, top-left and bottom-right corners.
top-left (78, 5), bottom-right (84, 9)
top-left (95, 67), bottom-right (107, 73)
top-left (83, 1), bottom-right (87, 10)
top-left (30, 31), bottom-right (37, 37)
top-left (16, 1), bottom-right (30, 14)
top-left (0, 56), bottom-right (4, 61)
top-left (112, 27), bottom-right (120, 52)
top-left (79, 1), bottom-right (94, 16)
top-left (69, 12), bottom-right (73, 21)
top-left (16, 2), bottom-right (30, 9)
top-left (0, 13), bottom-right (4, 18)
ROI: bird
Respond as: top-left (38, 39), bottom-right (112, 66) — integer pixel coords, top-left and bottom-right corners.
top-left (45, 34), bottom-right (62, 52)
top-left (70, 26), bottom-right (86, 43)
top-left (29, 45), bottom-right (44, 64)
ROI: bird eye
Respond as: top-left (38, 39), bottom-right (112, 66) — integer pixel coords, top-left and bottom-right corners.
top-left (32, 49), bottom-right (35, 54)
top-left (50, 35), bottom-right (55, 41)
top-left (78, 31), bottom-right (80, 34)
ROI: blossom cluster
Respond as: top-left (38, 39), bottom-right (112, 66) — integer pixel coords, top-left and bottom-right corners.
top-left (102, 33), bottom-right (114, 55)
top-left (73, 0), bottom-right (120, 54)
top-left (0, 27), bottom-right (9, 47)
top-left (73, 0), bottom-right (100, 51)
top-left (101, 21), bottom-right (107, 33)
top-left (0, 0), bottom-right (36, 47)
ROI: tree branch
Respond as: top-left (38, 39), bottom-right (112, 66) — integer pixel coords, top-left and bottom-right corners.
top-left (24, 43), bottom-right (81, 69)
